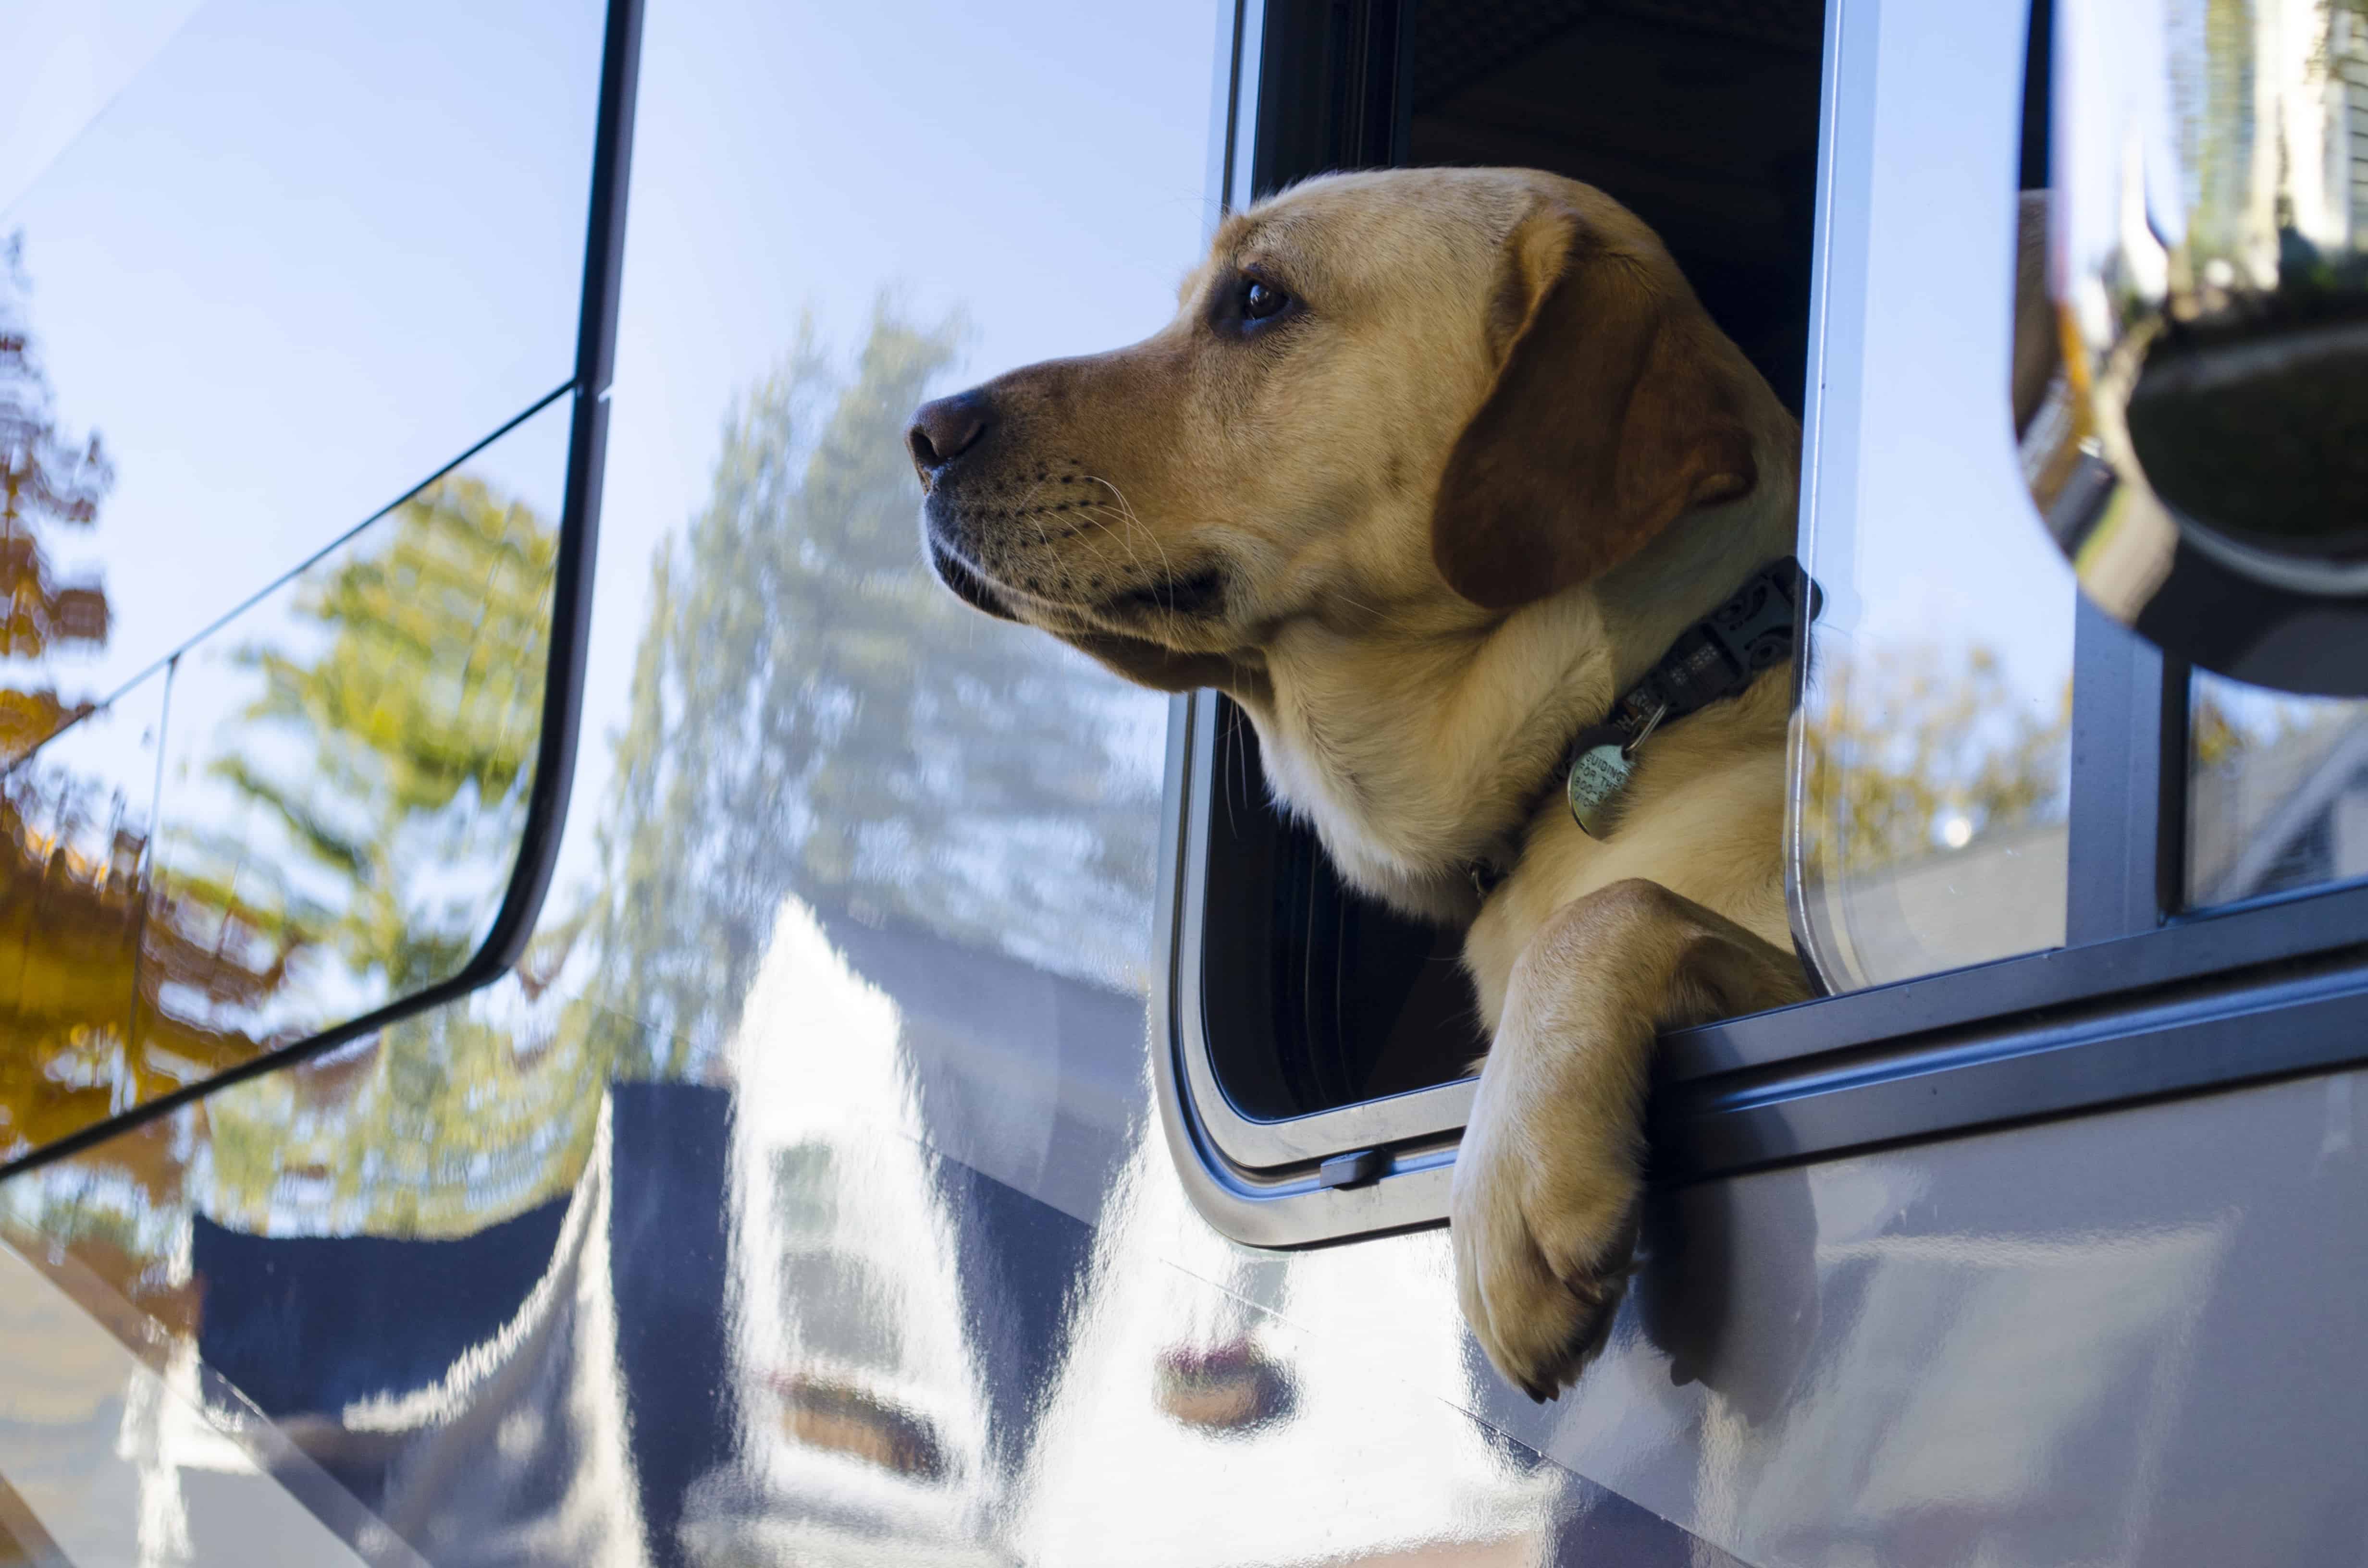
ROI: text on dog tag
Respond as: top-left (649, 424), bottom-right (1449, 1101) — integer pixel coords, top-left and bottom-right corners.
top-left (1565, 726), bottom-right (1633, 839)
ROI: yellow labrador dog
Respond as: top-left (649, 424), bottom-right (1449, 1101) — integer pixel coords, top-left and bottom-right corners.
top-left (910, 167), bottom-right (1813, 1399)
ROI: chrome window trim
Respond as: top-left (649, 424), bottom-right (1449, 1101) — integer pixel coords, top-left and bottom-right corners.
top-left (1169, 694), bottom-right (1477, 1169)
top-left (1155, 690), bottom-right (1462, 1246)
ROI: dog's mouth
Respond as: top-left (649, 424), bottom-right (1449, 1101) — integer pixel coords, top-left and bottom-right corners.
top-left (925, 502), bottom-right (1232, 636)
top-left (925, 537), bottom-right (1024, 623)
top-left (1098, 565), bottom-right (1228, 622)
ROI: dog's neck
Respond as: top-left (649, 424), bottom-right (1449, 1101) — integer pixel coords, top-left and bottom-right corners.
top-left (1237, 434), bottom-right (1800, 924)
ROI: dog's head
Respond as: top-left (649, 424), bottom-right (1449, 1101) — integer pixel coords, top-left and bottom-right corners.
top-left (910, 167), bottom-right (1778, 696)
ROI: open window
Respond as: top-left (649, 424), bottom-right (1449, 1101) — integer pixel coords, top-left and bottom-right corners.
top-left (1164, 0), bottom-right (2368, 1247)
top-left (1161, 0), bottom-right (1828, 1245)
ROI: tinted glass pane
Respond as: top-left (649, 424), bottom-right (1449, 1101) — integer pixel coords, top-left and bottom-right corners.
top-left (2188, 672), bottom-right (2368, 908)
top-left (0, 0), bottom-right (602, 747)
top-left (567, 0), bottom-right (1210, 1117)
top-left (135, 396), bottom-right (567, 1071)
top-left (1790, 0), bottom-right (2073, 992)
top-left (0, 671), bottom-right (163, 1160)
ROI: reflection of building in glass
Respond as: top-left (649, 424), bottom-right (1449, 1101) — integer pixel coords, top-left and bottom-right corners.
top-left (2182, 0), bottom-right (2368, 275)
top-left (2273, 0), bottom-right (2368, 255)
top-left (190, 1111), bottom-right (645, 1567)
top-left (678, 898), bottom-right (1011, 1568)
top-left (1009, 1142), bottom-right (1566, 1567)
top-left (2346, 14), bottom-right (2368, 244)
top-left (2190, 694), bottom-right (2368, 904)
top-left (2169, 0), bottom-right (2368, 285)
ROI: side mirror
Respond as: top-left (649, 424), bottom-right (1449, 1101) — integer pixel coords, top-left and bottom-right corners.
top-left (2023, 0), bottom-right (2368, 695)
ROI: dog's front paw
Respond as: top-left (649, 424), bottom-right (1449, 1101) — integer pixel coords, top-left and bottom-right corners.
top-left (1449, 1067), bottom-right (1643, 1402)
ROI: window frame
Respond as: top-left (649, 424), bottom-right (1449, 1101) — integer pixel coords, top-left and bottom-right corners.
top-left (1156, 0), bottom-right (2368, 1249)
top-left (0, 0), bottom-right (647, 1182)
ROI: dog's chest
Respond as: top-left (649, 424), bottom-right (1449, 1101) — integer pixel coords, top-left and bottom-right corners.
top-left (1460, 739), bottom-right (1790, 1032)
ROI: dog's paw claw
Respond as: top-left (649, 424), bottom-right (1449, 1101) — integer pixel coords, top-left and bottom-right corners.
top-left (1452, 1188), bottom-right (1642, 1397)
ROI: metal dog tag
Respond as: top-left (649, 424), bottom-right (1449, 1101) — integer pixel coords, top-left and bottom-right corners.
top-left (1565, 702), bottom-right (1667, 839)
top-left (1564, 724), bottom-right (1633, 839)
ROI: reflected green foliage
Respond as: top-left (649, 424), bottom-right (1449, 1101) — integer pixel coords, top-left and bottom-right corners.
top-left (188, 478), bottom-right (585, 1236)
top-left (592, 300), bottom-right (1159, 1075)
top-left (195, 474), bottom-right (555, 992)
top-left (200, 981), bottom-right (609, 1238)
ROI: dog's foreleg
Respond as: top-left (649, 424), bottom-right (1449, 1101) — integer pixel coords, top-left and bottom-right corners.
top-left (1450, 878), bottom-right (1809, 1401)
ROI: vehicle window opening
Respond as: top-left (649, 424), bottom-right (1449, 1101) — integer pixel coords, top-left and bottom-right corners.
top-left (1196, 0), bottom-right (1829, 1124)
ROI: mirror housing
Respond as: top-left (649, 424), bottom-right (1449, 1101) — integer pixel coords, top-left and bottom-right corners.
top-left (2023, 0), bottom-right (2368, 695)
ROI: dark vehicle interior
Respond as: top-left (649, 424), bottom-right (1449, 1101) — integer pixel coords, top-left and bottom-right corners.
top-left (1199, 0), bottom-right (1829, 1121)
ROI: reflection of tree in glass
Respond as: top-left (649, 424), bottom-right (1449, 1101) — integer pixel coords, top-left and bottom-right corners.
top-left (177, 474), bottom-right (555, 995)
top-left (0, 755), bottom-right (279, 1159)
top-left (1802, 642), bottom-right (2070, 867)
top-left (592, 300), bottom-right (1159, 1074)
top-left (201, 982), bottom-right (611, 1237)
top-left (189, 477), bottom-right (586, 1237)
top-left (0, 232), bottom-right (114, 760)
top-left (0, 233), bottom-right (186, 1164)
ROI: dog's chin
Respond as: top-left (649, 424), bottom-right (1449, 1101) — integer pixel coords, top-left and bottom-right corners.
top-left (925, 538), bottom-right (1025, 624)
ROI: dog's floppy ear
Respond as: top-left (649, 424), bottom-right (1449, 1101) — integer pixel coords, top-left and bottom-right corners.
top-left (1432, 202), bottom-right (1759, 611)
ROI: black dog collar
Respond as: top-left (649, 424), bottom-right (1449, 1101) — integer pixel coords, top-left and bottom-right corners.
top-left (1469, 557), bottom-right (1816, 894)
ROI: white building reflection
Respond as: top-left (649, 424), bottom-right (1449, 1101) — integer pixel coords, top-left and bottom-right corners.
top-left (1007, 1130), bottom-right (1566, 1566)
top-left (679, 897), bottom-right (1007, 1568)
top-left (679, 891), bottom-right (1576, 1568)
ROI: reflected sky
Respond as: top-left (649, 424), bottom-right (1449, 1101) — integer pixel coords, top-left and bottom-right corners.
top-left (1794, 0), bottom-right (2076, 990)
top-left (1, 0), bottom-right (601, 721)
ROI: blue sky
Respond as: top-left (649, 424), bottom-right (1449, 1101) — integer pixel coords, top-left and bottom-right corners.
top-left (6, 0), bottom-right (603, 697)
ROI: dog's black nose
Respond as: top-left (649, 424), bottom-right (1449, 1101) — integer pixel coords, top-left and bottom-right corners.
top-left (908, 391), bottom-right (992, 479)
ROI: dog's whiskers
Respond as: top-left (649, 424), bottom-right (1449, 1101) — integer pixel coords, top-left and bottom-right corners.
top-left (1082, 474), bottom-right (1189, 619)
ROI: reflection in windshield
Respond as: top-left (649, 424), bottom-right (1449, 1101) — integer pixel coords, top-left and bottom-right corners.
top-left (2188, 674), bottom-right (2368, 906)
top-left (1, 398), bottom-right (566, 1170)
top-left (1, 0), bottom-right (602, 703)
top-left (1795, 639), bottom-right (2072, 986)
top-left (0, 234), bottom-right (114, 764)
top-left (590, 304), bottom-right (1160, 1079)
top-left (145, 461), bottom-right (557, 1047)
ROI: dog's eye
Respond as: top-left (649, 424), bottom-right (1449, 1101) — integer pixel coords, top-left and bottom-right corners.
top-left (1242, 279), bottom-right (1293, 321)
